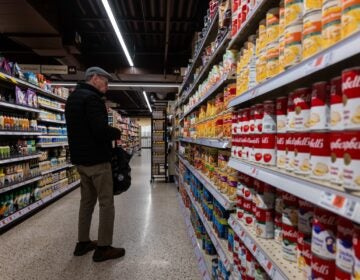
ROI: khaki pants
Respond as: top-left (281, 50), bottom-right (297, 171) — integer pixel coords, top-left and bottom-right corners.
top-left (76, 162), bottom-right (114, 246)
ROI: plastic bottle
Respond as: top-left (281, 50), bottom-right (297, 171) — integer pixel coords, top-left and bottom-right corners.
top-left (0, 114), bottom-right (4, 129)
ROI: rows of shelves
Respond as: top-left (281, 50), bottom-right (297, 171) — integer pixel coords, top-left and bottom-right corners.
top-left (0, 179), bottom-right (80, 230)
top-left (0, 176), bottom-right (42, 195)
top-left (182, 177), bottom-right (233, 272)
top-left (0, 101), bottom-right (42, 113)
top-left (0, 153), bottom-right (41, 165)
top-left (228, 157), bottom-right (360, 224)
top-left (178, 155), bottom-right (235, 210)
top-left (228, 215), bottom-right (299, 280)
top-left (178, 194), bottom-right (212, 280)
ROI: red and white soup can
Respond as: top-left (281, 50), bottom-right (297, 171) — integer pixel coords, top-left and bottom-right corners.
top-left (353, 223), bottom-right (360, 280)
top-left (254, 179), bottom-right (275, 209)
top-left (276, 96), bottom-right (288, 133)
top-left (255, 103), bottom-right (264, 134)
top-left (282, 222), bottom-right (298, 262)
top-left (330, 76), bottom-right (343, 131)
top-left (298, 199), bottom-right (314, 235)
top-left (293, 87), bottom-right (312, 131)
top-left (277, 133), bottom-right (287, 169)
top-left (243, 108), bottom-right (251, 134)
top-left (263, 100), bottom-right (276, 133)
top-left (287, 91), bottom-right (296, 132)
top-left (249, 105), bottom-right (256, 133)
top-left (342, 131), bottom-right (360, 191)
top-left (309, 132), bottom-right (331, 181)
top-left (330, 132), bottom-right (344, 185)
top-left (255, 207), bottom-right (274, 239)
top-left (286, 133), bottom-right (296, 172)
top-left (310, 81), bottom-right (331, 131)
top-left (275, 212), bottom-right (283, 244)
top-left (293, 133), bottom-right (311, 176)
top-left (311, 252), bottom-right (336, 280)
top-left (261, 133), bottom-right (276, 165)
top-left (342, 67), bottom-right (360, 130)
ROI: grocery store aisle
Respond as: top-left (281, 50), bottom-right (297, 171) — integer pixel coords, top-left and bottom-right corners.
top-left (0, 150), bottom-right (200, 280)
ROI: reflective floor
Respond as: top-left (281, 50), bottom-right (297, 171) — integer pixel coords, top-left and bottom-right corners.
top-left (0, 150), bottom-right (200, 280)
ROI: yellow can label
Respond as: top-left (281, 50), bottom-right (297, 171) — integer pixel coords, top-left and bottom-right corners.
top-left (322, 3), bottom-right (342, 48)
top-left (285, 0), bottom-right (304, 26)
top-left (341, 0), bottom-right (360, 38)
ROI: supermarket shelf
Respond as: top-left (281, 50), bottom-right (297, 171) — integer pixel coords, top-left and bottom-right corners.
top-left (182, 179), bottom-right (233, 271)
top-left (179, 137), bottom-right (230, 149)
top-left (0, 71), bottom-right (67, 102)
top-left (228, 214), bottom-right (299, 280)
top-left (39, 103), bottom-right (65, 113)
top-left (181, 32), bottom-right (230, 105)
top-left (36, 142), bottom-right (68, 148)
top-left (178, 155), bottom-right (235, 210)
top-left (0, 176), bottom-right (42, 194)
top-left (178, 194), bottom-right (212, 280)
top-left (0, 131), bottom-right (42, 136)
top-left (179, 12), bottom-right (219, 94)
top-left (0, 179), bottom-right (80, 230)
top-left (0, 101), bottom-right (42, 113)
top-left (228, 31), bottom-right (360, 108)
top-left (228, 0), bottom-right (276, 49)
top-left (40, 164), bottom-right (72, 175)
top-left (0, 153), bottom-right (41, 165)
top-left (181, 75), bottom-right (236, 120)
top-left (228, 157), bottom-right (360, 224)
top-left (38, 118), bottom-right (66, 124)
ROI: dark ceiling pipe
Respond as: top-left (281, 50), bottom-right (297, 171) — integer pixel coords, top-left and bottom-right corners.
top-left (164, 0), bottom-right (172, 79)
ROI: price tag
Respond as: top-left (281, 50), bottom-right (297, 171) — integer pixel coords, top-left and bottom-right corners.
top-left (305, 52), bottom-right (332, 74)
top-left (250, 88), bottom-right (258, 97)
top-left (251, 167), bottom-right (259, 177)
top-left (319, 192), bottom-right (357, 219)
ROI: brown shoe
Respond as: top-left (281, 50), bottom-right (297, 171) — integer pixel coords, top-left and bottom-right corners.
top-left (92, 246), bottom-right (126, 262)
top-left (73, 241), bottom-right (97, 256)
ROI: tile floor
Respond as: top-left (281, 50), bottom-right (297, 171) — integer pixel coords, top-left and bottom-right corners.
top-left (0, 150), bottom-right (200, 280)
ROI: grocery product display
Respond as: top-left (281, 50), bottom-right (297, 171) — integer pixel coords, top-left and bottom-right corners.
top-left (0, 62), bottom-right (79, 231)
top-left (175, 0), bottom-right (360, 279)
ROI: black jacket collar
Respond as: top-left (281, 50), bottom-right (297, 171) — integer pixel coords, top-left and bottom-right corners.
top-left (76, 82), bottom-right (104, 97)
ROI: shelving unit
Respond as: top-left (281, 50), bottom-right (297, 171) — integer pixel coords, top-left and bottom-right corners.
top-left (151, 102), bottom-right (168, 183)
top-left (0, 68), bottom-right (79, 231)
top-left (179, 137), bottom-right (230, 149)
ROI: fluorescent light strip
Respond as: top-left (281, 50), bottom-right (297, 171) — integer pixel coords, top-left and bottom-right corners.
top-left (143, 91), bottom-right (152, 113)
top-left (101, 0), bottom-right (134, 67)
top-left (51, 82), bottom-right (181, 88)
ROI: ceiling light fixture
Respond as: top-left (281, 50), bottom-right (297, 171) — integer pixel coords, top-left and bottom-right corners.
top-left (101, 0), bottom-right (134, 67)
top-left (143, 91), bottom-right (152, 113)
top-left (50, 82), bottom-right (181, 88)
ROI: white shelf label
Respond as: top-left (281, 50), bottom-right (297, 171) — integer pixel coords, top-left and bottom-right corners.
top-left (319, 192), bottom-right (359, 222)
top-left (304, 52), bottom-right (332, 74)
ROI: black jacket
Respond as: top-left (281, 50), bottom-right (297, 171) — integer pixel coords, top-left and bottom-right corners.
top-left (65, 83), bottom-right (120, 165)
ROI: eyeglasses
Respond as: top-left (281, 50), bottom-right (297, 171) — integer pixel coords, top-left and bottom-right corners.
top-left (97, 75), bottom-right (109, 85)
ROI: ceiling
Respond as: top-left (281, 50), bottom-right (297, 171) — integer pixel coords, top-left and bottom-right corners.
top-left (0, 0), bottom-right (208, 116)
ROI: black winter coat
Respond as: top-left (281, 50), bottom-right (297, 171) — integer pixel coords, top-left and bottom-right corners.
top-left (65, 83), bottom-right (120, 166)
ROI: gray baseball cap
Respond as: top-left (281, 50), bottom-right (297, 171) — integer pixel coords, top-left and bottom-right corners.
top-left (85, 66), bottom-right (113, 80)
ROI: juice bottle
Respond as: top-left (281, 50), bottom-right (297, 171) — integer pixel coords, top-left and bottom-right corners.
top-left (9, 115), bottom-right (14, 130)
top-left (4, 115), bottom-right (10, 130)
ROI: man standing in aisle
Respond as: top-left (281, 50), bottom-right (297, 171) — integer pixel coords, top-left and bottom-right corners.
top-left (65, 66), bottom-right (125, 262)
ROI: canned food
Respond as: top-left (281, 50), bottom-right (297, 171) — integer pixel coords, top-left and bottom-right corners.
top-left (311, 207), bottom-right (337, 259)
top-left (284, 23), bottom-right (303, 68)
top-left (330, 132), bottom-right (344, 185)
top-left (322, 0), bottom-right (342, 49)
top-left (293, 133), bottom-right (311, 175)
top-left (243, 198), bottom-right (255, 226)
top-left (341, 0), bottom-right (360, 39)
top-left (277, 133), bottom-right (287, 169)
top-left (341, 131), bottom-right (360, 191)
top-left (266, 42), bottom-right (280, 78)
top-left (335, 217), bottom-right (354, 279)
top-left (310, 81), bottom-right (331, 130)
top-left (312, 252), bottom-right (336, 279)
top-left (255, 103), bottom-right (264, 134)
top-left (303, 9), bottom-right (323, 59)
top-left (282, 223), bottom-right (298, 262)
top-left (254, 180), bottom-right (275, 209)
top-left (302, 238), bottom-right (312, 279)
top-left (310, 132), bottom-right (331, 181)
top-left (342, 67), bottom-right (360, 130)
top-left (256, 51), bottom-right (267, 83)
top-left (255, 207), bottom-right (275, 239)
top-left (275, 189), bottom-right (285, 214)
top-left (298, 231), bottom-right (306, 271)
top-left (280, 0), bottom-right (286, 35)
top-left (293, 87), bottom-right (312, 131)
top-left (243, 108), bottom-right (250, 134)
top-left (277, 96), bottom-right (288, 133)
top-left (287, 92), bottom-right (296, 131)
top-left (258, 19), bottom-right (267, 51)
top-left (249, 105), bottom-right (256, 133)
top-left (266, 8), bottom-right (280, 45)
top-left (261, 134), bottom-right (276, 166)
top-left (232, 11), bottom-right (240, 37)
top-left (285, 0), bottom-right (304, 26)
top-left (298, 199), bottom-right (315, 234)
top-left (250, 135), bottom-right (261, 163)
top-left (353, 224), bottom-right (360, 280)
top-left (304, 0), bottom-right (323, 13)
top-left (275, 213), bottom-right (283, 244)
top-left (279, 35), bottom-right (286, 72)
top-left (237, 188), bottom-right (244, 219)
top-left (330, 76), bottom-right (344, 130)
top-left (263, 100), bottom-right (276, 133)
top-left (286, 134), bottom-right (296, 171)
